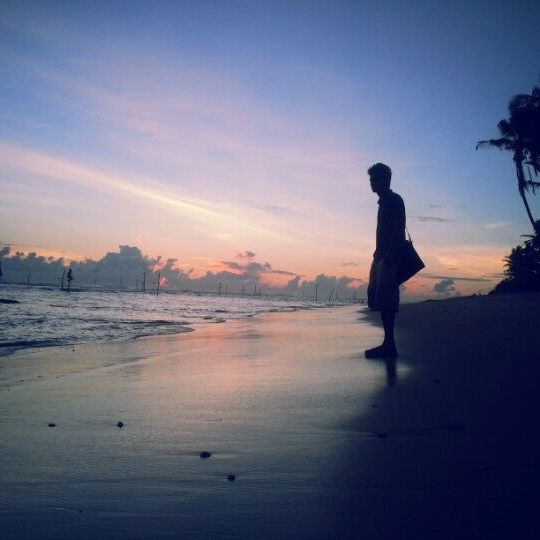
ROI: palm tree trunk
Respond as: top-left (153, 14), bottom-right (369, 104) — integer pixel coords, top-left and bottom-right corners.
top-left (514, 157), bottom-right (539, 233)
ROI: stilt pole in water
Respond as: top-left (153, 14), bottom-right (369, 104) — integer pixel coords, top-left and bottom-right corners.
top-left (156, 273), bottom-right (161, 296)
top-left (328, 287), bottom-right (334, 303)
top-left (142, 272), bottom-right (146, 292)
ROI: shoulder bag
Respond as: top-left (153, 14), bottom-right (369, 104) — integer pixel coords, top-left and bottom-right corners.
top-left (397, 227), bottom-right (425, 285)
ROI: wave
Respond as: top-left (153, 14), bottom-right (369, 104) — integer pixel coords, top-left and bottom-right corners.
top-left (119, 319), bottom-right (191, 326)
top-left (0, 284), bottom-right (330, 357)
top-left (0, 338), bottom-right (69, 350)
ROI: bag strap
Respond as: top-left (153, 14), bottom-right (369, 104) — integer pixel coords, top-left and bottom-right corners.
top-left (405, 225), bottom-right (413, 243)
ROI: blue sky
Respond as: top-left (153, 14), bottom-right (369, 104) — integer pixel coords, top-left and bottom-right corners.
top-left (1, 0), bottom-right (539, 297)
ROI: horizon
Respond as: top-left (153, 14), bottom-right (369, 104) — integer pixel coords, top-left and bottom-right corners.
top-left (0, 244), bottom-right (367, 301)
top-left (1, 1), bottom-right (540, 300)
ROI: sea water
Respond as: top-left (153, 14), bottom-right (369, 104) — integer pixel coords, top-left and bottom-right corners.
top-left (0, 284), bottom-right (334, 356)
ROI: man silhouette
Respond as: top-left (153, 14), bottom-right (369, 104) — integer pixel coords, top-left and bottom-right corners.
top-left (365, 163), bottom-right (406, 358)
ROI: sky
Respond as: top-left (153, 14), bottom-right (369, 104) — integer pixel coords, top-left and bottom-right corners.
top-left (1, 0), bottom-right (540, 299)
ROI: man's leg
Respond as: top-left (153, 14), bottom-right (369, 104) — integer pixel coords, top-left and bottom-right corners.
top-left (365, 260), bottom-right (399, 358)
top-left (365, 310), bottom-right (397, 358)
top-left (381, 310), bottom-right (396, 350)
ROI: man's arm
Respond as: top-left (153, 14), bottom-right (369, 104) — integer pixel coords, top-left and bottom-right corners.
top-left (383, 196), bottom-right (406, 263)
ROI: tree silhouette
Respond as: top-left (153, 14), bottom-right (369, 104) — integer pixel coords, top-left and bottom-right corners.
top-left (477, 83), bottom-right (540, 234)
top-left (492, 221), bottom-right (540, 293)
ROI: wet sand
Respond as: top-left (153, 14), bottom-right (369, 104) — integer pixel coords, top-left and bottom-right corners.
top-left (0, 307), bottom-right (395, 539)
top-left (1, 294), bottom-right (539, 539)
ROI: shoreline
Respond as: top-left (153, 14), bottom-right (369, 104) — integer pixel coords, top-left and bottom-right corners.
top-left (0, 283), bottom-right (354, 361)
top-left (0, 304), bottom-right (354, 390)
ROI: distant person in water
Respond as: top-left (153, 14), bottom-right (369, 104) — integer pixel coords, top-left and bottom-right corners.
top-left (66, 268), bottom-right (74, 291)
top-left (365, 163), bottom-right (406, 358)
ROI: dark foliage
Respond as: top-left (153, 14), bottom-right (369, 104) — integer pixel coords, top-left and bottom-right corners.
top-left (492, 222), bottom-right (540, 293)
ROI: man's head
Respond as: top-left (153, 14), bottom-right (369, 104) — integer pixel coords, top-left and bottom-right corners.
top-left (368, 163), bottom-right (392, 194)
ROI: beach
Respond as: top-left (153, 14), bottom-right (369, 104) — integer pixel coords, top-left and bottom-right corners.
top-left (1, 294), bottom-right (539, 539)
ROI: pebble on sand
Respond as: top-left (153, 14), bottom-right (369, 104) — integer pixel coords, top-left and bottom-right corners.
top-left (200, 451), bottom-right (212, 459)
top-left (116, 421), bottom-right (124, 428)
top-left (48, 423), bottom-right (56, 427)
top-left (227, 474), bottom-right (236, 481)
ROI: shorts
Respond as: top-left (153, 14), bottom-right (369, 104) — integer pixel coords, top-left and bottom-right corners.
top-left (367, 258), bottom-right (399, 312)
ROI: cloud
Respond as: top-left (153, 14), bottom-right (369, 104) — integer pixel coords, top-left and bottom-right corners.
top-left (433, 278), bottom-right (456, 294)
top-left (0, 142), bottom-right (292, 244)
top-left (0, 244), bottom-right (365, 300)
top-left (485, 222), bottom-right (512, 230)
top-left (422, 273), bottom-right (491, 282)
top-left (270, 268), bottom-right (297, 276)
top-left (342, 262), bottom-right (360, 267)
top-left (213, 257), bottom-right (296, 283)
top-left (220, 261), bottom-right (244, 272)
top-left (236, 250), bottom-right (256, 260)
top-left (296, 274), bottom-right (366, 301)
top-left (481, 272), bottom-right (505, 279)
top-left (414, 216), bottom-right (453, 223)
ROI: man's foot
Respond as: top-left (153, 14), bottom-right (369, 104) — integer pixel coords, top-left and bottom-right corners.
top-left (365, 345), bottom-right (398, 359)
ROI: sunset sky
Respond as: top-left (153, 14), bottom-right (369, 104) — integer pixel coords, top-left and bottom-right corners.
top-left (1, 0), bottom-right (539, 298)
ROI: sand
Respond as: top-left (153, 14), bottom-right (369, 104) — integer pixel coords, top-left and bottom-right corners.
top-left (1, 294), bottom-right (539, 539)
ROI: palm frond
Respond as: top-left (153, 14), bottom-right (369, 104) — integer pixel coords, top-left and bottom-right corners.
top-left (525, 180), bottom-right (540, 194)
top-left (476, 138), bottom-right (515, 151)
top-left (525, 160), bottom-right (540, 174)
top-left (509, 94), bottom-right (532, 112)
top-left (509, 87), bottom-right (540, 113)
top-left (496, 119), bottom-right (517, 138)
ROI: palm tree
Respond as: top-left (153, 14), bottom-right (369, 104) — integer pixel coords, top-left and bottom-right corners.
top-left (477, 84), bottom-right (540, 234)
top-left (508, 86), bottom-right (540, 173)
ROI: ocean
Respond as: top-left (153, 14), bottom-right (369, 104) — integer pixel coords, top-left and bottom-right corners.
top-left (0, 284), bottom-right (335, 357)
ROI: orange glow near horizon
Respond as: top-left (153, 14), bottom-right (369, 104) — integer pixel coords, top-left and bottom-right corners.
top-left (151, 260), bottom-right (166, 273)
top-left (1, 244), bottom-right (89, 264)
top-left (0, 241), bottom-right (505, 298)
